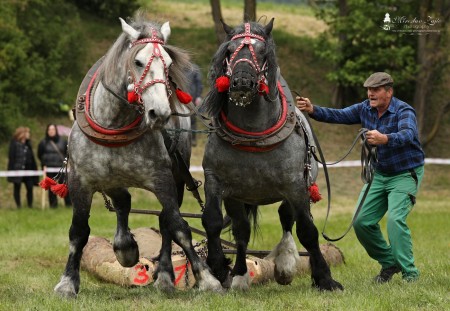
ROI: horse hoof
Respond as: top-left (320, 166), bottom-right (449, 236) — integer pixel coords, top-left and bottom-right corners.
top-left (197, 270), bottom-right (223, 292)
top-left (231, 273), bottom-right (251, 291)
top-left (154, 272), bottom-right (175, 293)
top-left (221, 273), bottom-right (233, 289)
top-left (54, 276), bottom-right (78, 298)
top-left (313, 278), bottom-right (344, 291)
top-left (113, 237), bottom-right (139, 267)
top-left (274, 266), bottom-right (295, 285)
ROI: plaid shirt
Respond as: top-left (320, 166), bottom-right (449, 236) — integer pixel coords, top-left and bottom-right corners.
top-left (311, 97), bottom-right (425, 173)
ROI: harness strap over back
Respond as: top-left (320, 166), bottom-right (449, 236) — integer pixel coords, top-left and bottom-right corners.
top-left (74, 57), bottom-right (147, 147)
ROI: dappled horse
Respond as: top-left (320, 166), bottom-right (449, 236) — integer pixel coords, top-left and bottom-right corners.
top-left (53, 15), bottom-right (221, 297)
top-left (201, 19), bottom-right (343, 291)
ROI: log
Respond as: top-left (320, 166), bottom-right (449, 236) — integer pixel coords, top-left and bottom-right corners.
top-left (81, 229), bottom-right (197, 289)
top-left (81, 228), bottom-right (344, 289)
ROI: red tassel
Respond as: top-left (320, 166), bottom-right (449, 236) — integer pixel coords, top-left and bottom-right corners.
top-left (127, 91), bottom-right (139, 103)
top-left (215, 76), bottom-right (230, 92)
top-left (50, 183), bottom-right (69, 198)
top-left (308, 183), bottom-right (322, 203)
top-left (39, 177), bottom-right (57, 190)
top-left (258, 81), bottom-right (269, 95)
top-left (176, 88), bottom-right (192, 104)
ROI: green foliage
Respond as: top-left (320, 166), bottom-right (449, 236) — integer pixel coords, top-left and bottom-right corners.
top-left (314, 0), bottom-right (419, 103)
top-left (70, 0), bottom-right (140, 21)
top-left (0, 0), bottom-right (84, 139)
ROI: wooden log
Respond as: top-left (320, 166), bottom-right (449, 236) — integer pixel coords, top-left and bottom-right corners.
top-left (245, 243), bottom-right (344, 284)
top-left (295, 243), bottom-right (345, 275)
top-left (81, 233), bottom-right (196, 289)
top-left (81, 228), bottom-right (344, 289)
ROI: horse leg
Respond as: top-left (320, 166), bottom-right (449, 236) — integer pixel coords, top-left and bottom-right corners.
top-left (105, 188), bottom-right (139, 267)
top-left (54, 173), bottom-right (93, 298)
top-left (224, 199), bottom-right (252, 291)
top-left (294, 195), bottom-right (343, 291)
top-left (266, 200), bottom-right (299, 285)
top-left (202, 172), bottom-right (231, 286)
top-left (153, 174), bottom-right (222, 292)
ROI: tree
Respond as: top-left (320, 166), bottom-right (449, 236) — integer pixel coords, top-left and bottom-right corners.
top-left (210, 0), bottom-right (257, 46)
top-left (210, 0), bottom-right (226, 45)
top-left (244, 0), bottom-right (257, 22)
top-left (413, 0), bottom-right (450, 143)
top-left (314, 0), bottom-right (449, 145)
top-left (0, 0), bottom-right (84, 139)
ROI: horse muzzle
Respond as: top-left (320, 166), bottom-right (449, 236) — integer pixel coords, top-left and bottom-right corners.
top-left (229, 71), bottom-right (258, 106)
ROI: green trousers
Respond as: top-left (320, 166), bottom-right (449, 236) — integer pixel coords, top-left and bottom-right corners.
top-left (353, 165), bottom-right (424, 280)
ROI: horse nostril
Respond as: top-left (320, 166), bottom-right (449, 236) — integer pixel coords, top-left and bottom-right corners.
top-left (148, 109), bottom-right (157, 120)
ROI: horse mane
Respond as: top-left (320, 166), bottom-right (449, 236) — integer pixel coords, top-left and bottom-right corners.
top-left (98, 11), bottom-right (191, 111)
top-left (202, 21), bottom-right (278, 117)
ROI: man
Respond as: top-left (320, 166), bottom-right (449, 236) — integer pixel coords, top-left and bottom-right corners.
top-left (296, 72), bottom-right (425, 283)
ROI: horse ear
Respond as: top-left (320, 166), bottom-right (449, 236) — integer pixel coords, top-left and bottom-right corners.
top-left (264, 18), bottom-right (275, 36)
top-left (221, 19), bottom-right (233, 35)
top-left (119, 17), bottom-right (140, 40)
top-left (161, 22), bottom-right (171, 43)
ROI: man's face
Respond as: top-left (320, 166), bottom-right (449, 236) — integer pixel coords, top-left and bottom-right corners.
top-left (367, 86), bottom-right (393, 110)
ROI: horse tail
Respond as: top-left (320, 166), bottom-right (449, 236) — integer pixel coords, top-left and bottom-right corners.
top-left (245, 204), bottom-right (260, 237)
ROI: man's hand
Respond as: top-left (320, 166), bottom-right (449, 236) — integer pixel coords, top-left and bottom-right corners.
top-left (296, 96), bottom-right (314, 114)
top-left (366, 130), bottom-right (388, 145)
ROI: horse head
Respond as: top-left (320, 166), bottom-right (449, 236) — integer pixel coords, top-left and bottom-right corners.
top-left (222, 19), bottom-right (275, 107)
top-left (120, 18), bottom-right (173, 129)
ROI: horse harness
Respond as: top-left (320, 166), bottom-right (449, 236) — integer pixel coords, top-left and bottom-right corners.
top-left (213, 80), bottom-right (302, 152)
top-left (74, 29), bottom-right (173, 147)
top-left (225, 23), bottom-right (268, 87)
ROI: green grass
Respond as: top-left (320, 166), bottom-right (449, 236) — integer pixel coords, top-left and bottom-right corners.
top-left (0, 166), bottom-right (448, 310)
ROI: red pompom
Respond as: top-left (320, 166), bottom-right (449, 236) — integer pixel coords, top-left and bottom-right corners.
top-left (308, 183), bottom-right (322, 203)
top-left (39, 177), bottom-right (57, 190)
top-left (258, 81), bottom-right (269, 95)
top-left (127, 91), bottom-right (139, 103)
top-left (215, 76), bottom-right (230, 92)
top-left (176, 88), bottom-right (192, 104)
top-left (50, 183), bottom-right (69, 198)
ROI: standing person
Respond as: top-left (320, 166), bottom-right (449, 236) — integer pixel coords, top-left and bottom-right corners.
top-left (186, 63), bottom-right (203, 146)
top-left (38, 124), bottom-right (71, 208)
top-left (296, 72), bottom-right (425, 283)
top-left (7, 127), bottom-right (38, 208)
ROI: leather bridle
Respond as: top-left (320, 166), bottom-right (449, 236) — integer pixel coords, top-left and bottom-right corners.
top-left (127, 28), bottom-right (172, 106)
top-left (225, 23), bottom-right (268, 85)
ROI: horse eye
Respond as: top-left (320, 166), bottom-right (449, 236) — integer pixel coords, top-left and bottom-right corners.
top-left (134, 60), bottom-right (144, 67)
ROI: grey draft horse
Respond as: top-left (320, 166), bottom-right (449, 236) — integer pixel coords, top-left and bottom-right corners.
top-left (201, 19), bottom-right (343, 291)
top-left (53, 14), bottom-right (221, 298)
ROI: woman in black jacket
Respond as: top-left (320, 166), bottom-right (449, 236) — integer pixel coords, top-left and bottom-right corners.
top-left (7, 127), bottom-right (38, 208)
top-left (38, 124), bottom-right (71, 207)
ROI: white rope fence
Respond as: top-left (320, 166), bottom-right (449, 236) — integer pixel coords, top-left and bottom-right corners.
top-left (1, 158), bottom-right (449, 176)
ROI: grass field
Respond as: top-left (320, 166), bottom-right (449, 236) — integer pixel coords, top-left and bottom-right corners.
top-left (0, 164), bottom-right (448, 310)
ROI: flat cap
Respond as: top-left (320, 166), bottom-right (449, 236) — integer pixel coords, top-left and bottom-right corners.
top-left (363, 72), bottom-right (394, 87)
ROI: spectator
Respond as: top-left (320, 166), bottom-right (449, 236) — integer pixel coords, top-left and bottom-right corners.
top-left (7, 127), bottom-right (38, 208)
top-left (186, 63), bottom-right (203, 146)
top-left (38, 124), bottom-right (71, 208)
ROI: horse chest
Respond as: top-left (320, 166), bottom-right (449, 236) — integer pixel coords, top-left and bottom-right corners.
top-left (70, 130), bottom-right (172, 188)
top-left (204, 136), bottom-right (306, 199)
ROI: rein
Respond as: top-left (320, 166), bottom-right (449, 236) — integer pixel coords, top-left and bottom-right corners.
top-left (303, 114), bottom-right (377, 242)
top-left (292, 90), bottom-right (378, 241)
